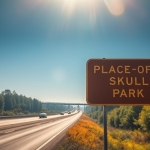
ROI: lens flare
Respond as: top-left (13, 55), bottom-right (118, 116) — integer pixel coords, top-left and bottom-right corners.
top-left (104, 0), bottom-right (125, 16)
top-left (51, 68), bottom-right (66, 83)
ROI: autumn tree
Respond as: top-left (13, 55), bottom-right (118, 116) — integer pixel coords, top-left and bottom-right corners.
top-left (136, 106), bottom-right (150, 131)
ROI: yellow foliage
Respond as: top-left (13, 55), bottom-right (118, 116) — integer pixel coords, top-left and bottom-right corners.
top-left (56, 113), bottom-right (150, 150)
top-left (67, 114), bottom-right (103, 149)
top-left (108, 128), bottom-right (150, 150)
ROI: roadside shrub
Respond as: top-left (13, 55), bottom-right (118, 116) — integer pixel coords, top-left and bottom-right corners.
top-left (1, 111), bottom-right (14, 116)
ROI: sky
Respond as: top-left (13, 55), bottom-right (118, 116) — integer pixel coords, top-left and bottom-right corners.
top-left (0, 0), bottom-right (150, 103)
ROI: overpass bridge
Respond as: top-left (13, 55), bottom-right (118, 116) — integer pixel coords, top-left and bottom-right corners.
top-left (42, 102), bottom-right (88, 105)
top-left (42, 102), bottom-right (89, 111)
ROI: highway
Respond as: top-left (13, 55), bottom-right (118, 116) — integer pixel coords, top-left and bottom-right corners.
top-left (0, 111), bottom-right (82, 150)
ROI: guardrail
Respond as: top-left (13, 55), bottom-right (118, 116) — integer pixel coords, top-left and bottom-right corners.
top-left (0, 115), bottom-right (38, 119)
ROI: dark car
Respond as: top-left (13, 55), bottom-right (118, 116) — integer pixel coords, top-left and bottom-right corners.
top-left (39, 113), bottom-right (47, 118)
top-left (68, 111), bottom-right (71, 114)
top-left (60, 112), bottom-right (64, 115)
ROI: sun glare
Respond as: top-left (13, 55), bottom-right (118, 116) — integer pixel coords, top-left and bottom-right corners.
top-left (61, 0), bottom-right (102, 27)
top-left (61, 0), bottom-right (125, 18)
top-left (25, 0), bottom-right (138, 18)
top-left (24, 0), bottom-right (141, 29)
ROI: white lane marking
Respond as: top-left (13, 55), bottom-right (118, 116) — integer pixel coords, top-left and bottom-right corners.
top-left (36, 113), bottom-right (82, 150)
top-left (5, 130), bottom-right (14, 134)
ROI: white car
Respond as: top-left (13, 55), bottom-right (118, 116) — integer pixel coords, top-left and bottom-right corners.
top-left (39, 113), bottom-right (47, 118)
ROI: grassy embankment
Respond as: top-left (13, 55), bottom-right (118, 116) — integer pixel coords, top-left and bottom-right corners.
top-left (56, 114), bottom-right (150, 150)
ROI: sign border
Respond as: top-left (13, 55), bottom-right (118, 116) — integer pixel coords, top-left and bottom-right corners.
top-left (86, 58), bottom-right (150, 106)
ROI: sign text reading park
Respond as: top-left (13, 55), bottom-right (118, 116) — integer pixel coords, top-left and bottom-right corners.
top-left (86, 59), bottom-right (150, 105)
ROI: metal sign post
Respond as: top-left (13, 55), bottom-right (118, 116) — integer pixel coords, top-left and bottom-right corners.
top-left (103, 106), bottom-right (107, 150)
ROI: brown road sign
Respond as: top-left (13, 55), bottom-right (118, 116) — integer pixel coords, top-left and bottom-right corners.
top-left (86, 59), bottom-right (150, 105)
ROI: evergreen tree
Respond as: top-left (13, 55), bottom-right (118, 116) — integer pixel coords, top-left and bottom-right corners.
top-left (0, 94), bottom-right (4, 112)
top-left (14, 94), bottom-right (20, 108)
top-left (4, 94), bottom-right (13, 111)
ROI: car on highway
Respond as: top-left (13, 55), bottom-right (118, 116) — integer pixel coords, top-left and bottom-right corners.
top-left (68, 111), bottom-right (71, 114)
top-left (39, 113), bottom-right (47, 118)
top-left (60, 112), bottom-right (64, 115)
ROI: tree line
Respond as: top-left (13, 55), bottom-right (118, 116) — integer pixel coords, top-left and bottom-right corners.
top-left (0, 89), bottom-right (72, 116)
top-left (0, 90), bottom-right (42, 115)
top-left (85, 105), bottom-right (150, 132)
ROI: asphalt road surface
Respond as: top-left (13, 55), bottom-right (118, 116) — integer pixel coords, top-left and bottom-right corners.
top-left (0, 111), bottom-right (82, 150)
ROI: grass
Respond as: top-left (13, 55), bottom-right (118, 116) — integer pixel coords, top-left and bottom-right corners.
top-left (56, 114), bottom-right (150, 150)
